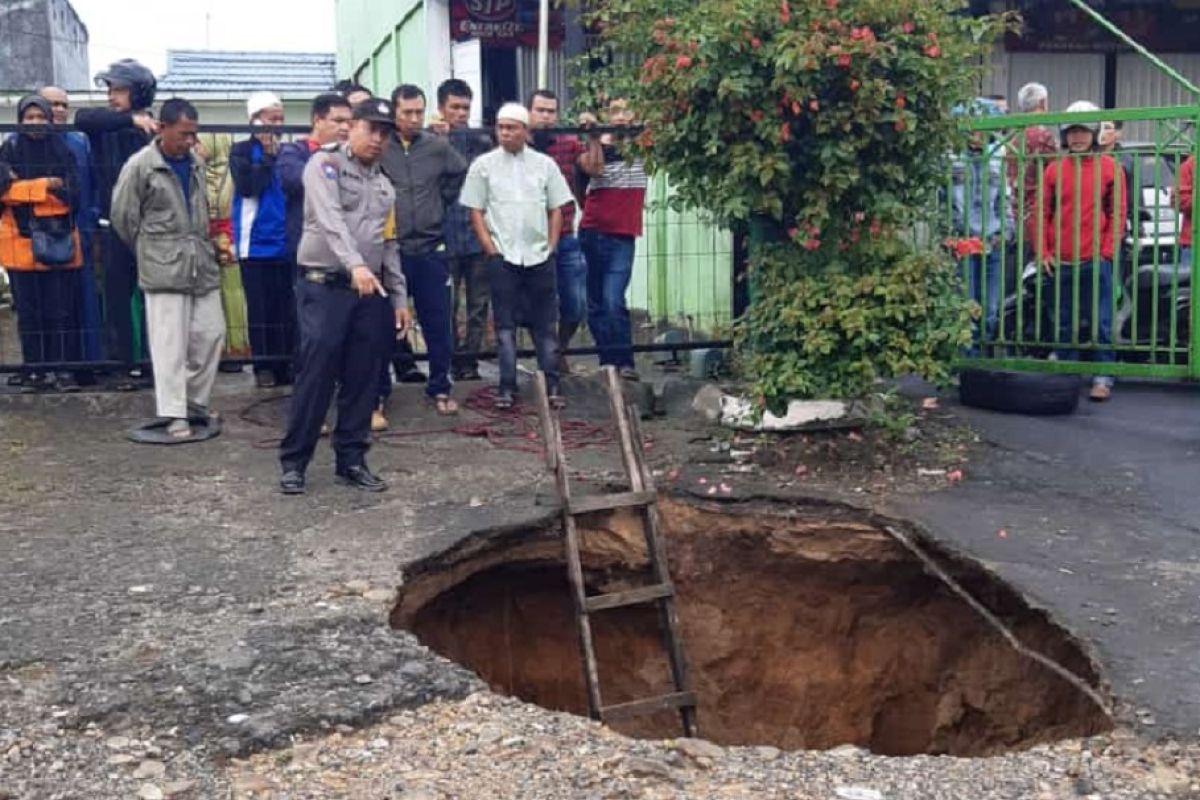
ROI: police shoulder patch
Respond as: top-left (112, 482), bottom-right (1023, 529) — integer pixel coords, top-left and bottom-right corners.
top-left (320, 160), bottom-right (339, 180)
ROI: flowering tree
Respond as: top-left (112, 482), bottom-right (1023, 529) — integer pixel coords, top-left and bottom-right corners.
top-left (578, 0), bottom-right (1013, 406)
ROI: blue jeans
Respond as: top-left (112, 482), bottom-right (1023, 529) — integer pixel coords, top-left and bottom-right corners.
top-left (379, 251), bottom-right (453, 401)
top-left (556, 234), bottom-right (587, 327)
top-left (580, 230), bottom-right (636, 369)
top-left (965, 250), bottom-right (1001, 354)
top-left (1048, 260), bottom-right (1115, 381)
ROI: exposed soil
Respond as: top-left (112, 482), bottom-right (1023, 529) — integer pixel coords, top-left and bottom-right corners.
top-left (689, 395), bottom-right (981, 498)
top-left (392, 497), bottom-right (1112, 757)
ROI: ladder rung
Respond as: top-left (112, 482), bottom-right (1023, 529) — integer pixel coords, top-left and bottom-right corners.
top-left (584, 583), bottom-right (673, 613)
top-left (602, 691), bottom-right (698, 721)
top-left (568, 490), bottom-right (657, 516)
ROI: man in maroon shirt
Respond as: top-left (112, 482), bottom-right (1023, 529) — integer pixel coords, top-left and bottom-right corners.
top-left (1009, 82), bottom-right (1058, 252)
top-left (578, 99), bottom-right (647, 381)
top-left (528, 89), bottom-right (587, 371)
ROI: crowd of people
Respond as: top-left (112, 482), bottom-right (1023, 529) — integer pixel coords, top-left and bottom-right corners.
top-left (0, 62), bottom-right (652, 422)
top-left (948, 82), bottom-right (1195, 402)
top-left (0, 58), bottom-right (651, 491)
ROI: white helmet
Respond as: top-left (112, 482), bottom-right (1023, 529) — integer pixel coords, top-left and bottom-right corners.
top-left (1061, 100), bottom-right (1101, 141)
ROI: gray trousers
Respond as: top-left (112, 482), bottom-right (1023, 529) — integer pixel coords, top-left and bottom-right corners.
top-left (145, 289), bottom-right (226, 419)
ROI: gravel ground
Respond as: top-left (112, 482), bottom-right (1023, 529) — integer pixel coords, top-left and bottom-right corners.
top-left (5, 691), bottom-right (1198, 799)
top-left (2, 376), bottom-right (1199, 799)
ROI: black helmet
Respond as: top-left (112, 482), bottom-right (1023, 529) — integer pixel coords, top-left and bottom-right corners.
top-left (94, 59), bottom-right (157, 111)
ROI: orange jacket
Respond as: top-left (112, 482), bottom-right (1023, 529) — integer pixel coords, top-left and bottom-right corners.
top-left (0, 177), bottom-right (82, 271)
top-left (1178, 155), bottom-right (1194, 248)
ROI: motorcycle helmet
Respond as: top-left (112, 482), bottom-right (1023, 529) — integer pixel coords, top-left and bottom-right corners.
top-left (94, 59), bottom-right (157, 111)
top-left (1060, 100), bottom-right (1101, 148)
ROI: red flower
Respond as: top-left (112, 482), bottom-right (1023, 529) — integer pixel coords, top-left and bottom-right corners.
top-left (849, 79), bottom-right (861, 92)
top-left (751, 37), bottom-right (762, 49)
top-left (809, 99), bottom-right (820, 111)
top-left (901, 21), bottom-right (915, 33)
top-left (750, 109), bottom-right (765, 122)
top-left (780, 0), bottom-right (791, 23)
top-left (894, 118), bottom-right (907, 132)
top-left (791, 100), bottom-right (802, 115)
top-left (837, 54), bottom-right (852, 68)
top-left (895, 94), bottom-right (906, 109)
top-left (676, 55), bottom-right (693, 68)
top-left (924, 45), bottom-right (941, 58)
top-left (780, 122), bottom-right (792, 142)
top-left (788, 227), bottom-right (800, 240)
top-left (803, 238), bottom-right (821, 251)
top-left (825, 0), bottom-right (838, 8)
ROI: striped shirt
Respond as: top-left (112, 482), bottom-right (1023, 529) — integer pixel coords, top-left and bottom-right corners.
top-left (580, 145), bottom-right (647, 238)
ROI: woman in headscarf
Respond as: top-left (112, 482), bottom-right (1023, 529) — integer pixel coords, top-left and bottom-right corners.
top-left (195, 132), bottom-right (252, 369)
top-left (0, 95), bottom-right (85, 391)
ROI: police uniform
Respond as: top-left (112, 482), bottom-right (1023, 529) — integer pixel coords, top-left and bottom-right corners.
top-left (279, 99), bottom-right (406, 493)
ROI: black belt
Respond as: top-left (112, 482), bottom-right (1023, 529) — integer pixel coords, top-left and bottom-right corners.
top-left (300, 268), bottom-right (351, 288)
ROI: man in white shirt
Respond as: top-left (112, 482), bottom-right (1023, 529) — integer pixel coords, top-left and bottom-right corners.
top-left (459, 103), bottom-right (573, 410)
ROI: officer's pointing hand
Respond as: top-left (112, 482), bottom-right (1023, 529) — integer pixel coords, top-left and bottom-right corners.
top-left (350, 266), bottom-right (385, 298)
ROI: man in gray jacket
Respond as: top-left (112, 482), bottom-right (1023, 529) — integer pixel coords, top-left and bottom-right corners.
top-left (379, 84), bottom-right (467, 419)
top-left (111, 98), bottom-right (225, 440)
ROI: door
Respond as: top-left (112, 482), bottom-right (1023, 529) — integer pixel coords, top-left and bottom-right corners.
top-left (451, 39), bottom-right (484, 127)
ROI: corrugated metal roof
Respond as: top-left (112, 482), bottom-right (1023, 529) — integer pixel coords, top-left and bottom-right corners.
top-left (158, 50), bottom-right (337, 95)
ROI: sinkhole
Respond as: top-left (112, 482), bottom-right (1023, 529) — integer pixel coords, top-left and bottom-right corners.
top-left (390, 497), bottom-right (1112, 756)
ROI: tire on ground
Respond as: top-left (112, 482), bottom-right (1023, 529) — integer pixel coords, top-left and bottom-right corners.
top-left (958, 368), bottom-right (1081, 416)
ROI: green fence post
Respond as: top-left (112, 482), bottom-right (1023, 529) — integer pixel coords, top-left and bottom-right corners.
top-left (1190, 108), bottom-right (1200, 380)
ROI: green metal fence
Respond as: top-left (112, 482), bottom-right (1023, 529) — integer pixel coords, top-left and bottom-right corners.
top-left (949, 104), bottom-right (1200, 381)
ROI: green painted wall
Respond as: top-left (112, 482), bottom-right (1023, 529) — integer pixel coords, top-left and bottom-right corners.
top-left (335, 0), bottom-right (425, 91)
top-left (335, 2), bottom-right (735, 335)
top-left (630, 175), bottom-right (733, 335)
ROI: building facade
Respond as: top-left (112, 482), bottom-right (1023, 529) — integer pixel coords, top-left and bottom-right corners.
top-left (0, 0), bottom-right (90, 91)
top-left (983, 0), bottom-right (1200, 117)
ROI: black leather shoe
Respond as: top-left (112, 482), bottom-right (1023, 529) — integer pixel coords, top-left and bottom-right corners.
top-left (397, 368), bottom-right (427, 384)
top-left (280, 470), bottom-right (306, 495)
top-left (336, 464), bottom-right (387, 493)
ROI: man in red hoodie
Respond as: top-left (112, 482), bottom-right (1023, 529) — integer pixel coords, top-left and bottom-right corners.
top-left (1038, 101), bottom-right (1126, 402)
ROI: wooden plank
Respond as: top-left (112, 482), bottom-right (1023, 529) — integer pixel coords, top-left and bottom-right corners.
top-left (627, 409), bottom-right (699, 739)
top-left (533, 370), bottom-right (557, 474)
top-left (584, 583), bottom-right (673, 613)
top-left (601, 691), bottom-right (698, 721)
top-left (568, 490), bottom-right (657, 516)
top-left (535, 370), bottom-right (604, 720)
top-left (604, 366), bottom-right (645, 492)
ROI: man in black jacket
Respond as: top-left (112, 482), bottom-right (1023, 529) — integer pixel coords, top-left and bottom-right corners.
top-left (75, 59), bottom-right (158, 385)
top-left (378, 84), bottom-right (468, 420)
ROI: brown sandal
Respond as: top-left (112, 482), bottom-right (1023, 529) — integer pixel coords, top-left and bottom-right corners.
top-left (428, 394), bottom-right (459, 416)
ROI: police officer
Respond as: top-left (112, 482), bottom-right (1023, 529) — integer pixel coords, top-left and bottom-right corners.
top-left (279, 99), bottom-right (411, 495)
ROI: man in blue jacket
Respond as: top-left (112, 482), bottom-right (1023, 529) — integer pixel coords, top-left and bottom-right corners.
top-left (75, 59), bottom-right (158, 387)
top-left (276, 94), bottom-right (353, 267)
top-left (231, 91), bottom-right (292, 387)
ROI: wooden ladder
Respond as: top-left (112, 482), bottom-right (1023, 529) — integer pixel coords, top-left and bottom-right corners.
top-left (533, 366), bottom-right (698, 738)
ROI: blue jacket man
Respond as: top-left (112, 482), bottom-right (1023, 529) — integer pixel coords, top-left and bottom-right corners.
top-left (230, 91), bottom-right (293, 387)
top-left (74, 59), bottom-right (157, 378)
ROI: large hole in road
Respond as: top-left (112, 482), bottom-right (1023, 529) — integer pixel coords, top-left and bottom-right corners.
top-left (391, 497), bottom-right (1112, 756)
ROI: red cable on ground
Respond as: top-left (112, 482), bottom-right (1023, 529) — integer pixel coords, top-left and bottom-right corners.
top-left (238, 385), bottom-right (621, 455)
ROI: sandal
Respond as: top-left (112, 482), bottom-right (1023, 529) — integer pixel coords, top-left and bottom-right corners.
top-left (494, 391), bottom-right (515, 411)
top-left (548, 393), bottom-right (566, 410)
top-left (427, 394), bottom-right (459, 416)
top-left (165, 418), bottom-right (193, 440)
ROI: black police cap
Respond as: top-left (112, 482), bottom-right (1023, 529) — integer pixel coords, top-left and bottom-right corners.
top-left (353, 99), bottom-right (393, 124)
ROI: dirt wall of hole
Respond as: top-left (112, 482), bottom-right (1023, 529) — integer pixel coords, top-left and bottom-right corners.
top-left (393, 498), bottom-right (1112, 756)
